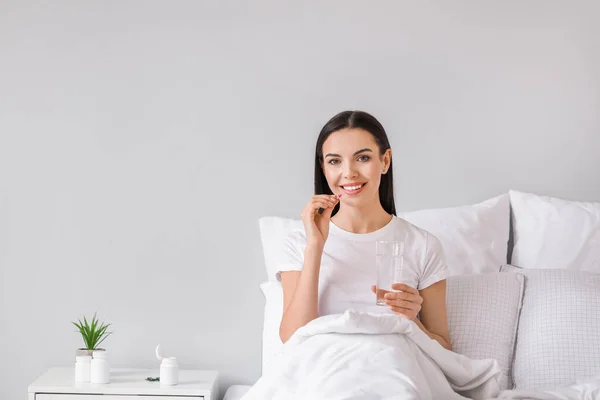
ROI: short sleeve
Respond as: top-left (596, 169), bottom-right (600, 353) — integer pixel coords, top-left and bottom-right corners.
top-left (418, 232), bottom-right (448, 290)
top-left (274, 230), bottom-right (305, 282)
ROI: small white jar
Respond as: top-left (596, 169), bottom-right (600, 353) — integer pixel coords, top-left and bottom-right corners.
top-left (160, 357), bottom-right (179, 386)
top-left (90, 350), bottom-right (110, 384)
top-left (74, 355), bottom-right (91, 383)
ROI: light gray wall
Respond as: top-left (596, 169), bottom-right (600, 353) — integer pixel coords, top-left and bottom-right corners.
top-left (1, 1), bottom-right (599, 398)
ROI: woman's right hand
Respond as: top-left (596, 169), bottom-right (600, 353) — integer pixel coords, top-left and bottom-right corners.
top-left (301, 194), bottom-right (340, 248)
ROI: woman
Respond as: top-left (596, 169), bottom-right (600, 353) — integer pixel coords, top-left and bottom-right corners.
top-left (276, 110), bottom-right (451, 350)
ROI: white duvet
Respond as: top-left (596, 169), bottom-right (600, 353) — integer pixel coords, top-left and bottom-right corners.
top-left (241, 310), bottom-right (502, 400)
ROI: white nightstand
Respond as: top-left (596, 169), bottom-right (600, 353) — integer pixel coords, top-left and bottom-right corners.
top-left (28, 367), bottom-right (218, 400)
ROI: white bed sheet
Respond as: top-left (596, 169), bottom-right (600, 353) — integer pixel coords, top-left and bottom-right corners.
top-left (223, 376), bottom-right (600, 399)
top-left (223, 385), bottom-right (252, 400)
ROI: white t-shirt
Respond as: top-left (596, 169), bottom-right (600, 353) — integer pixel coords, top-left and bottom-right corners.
top-left (275, 215), bottom-right (448, 317)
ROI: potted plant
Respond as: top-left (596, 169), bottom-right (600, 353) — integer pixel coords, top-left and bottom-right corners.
top-left (72, 313), bottom-right (113, 357)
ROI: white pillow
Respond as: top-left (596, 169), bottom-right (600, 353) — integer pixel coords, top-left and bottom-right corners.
top-left (509, 190), bottom-right (600, 273)
top-left (257, 195), bottom-right (511, 370)
top-left (258, 217), bottom-right (303, 282)
top-left (501, 265), bottom-right (600, 389)
top-left (259, 281), bottom-right (284, 374)
top-left (446, 271), bottom-right (524, 391)
top-left (259, 194), bottom-right (510, 281)
top-left (399, 194), bottom-right (510, 276)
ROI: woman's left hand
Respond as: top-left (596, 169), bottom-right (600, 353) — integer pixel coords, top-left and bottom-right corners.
top-left (370, 283), bottom-right (423, 321)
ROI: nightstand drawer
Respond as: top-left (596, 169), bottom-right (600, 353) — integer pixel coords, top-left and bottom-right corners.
top-left (36, 395), bottom-right (203, 400)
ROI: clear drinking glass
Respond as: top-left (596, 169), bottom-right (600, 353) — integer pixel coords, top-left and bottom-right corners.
top-left (375, 240), bottom-right (404, 306)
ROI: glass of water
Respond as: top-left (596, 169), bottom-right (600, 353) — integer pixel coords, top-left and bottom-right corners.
top-left (375, 240), bottom-right (404, 306)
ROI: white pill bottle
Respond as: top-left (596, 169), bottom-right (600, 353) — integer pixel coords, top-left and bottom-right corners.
top-left (156, 345), bottom-right (179, 386)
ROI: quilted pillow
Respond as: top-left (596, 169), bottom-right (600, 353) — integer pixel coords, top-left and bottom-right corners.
top-left (501, 265), bottom-right (600, 389)
top-left (446, 271), bottom-right (524, 390)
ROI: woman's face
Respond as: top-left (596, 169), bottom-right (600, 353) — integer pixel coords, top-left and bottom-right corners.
top-left (321, 128), bottom-right (391, 209)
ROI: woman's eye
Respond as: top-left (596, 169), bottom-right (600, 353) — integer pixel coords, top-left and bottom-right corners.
top-left (328, 159), bottom-right (340, 165)
top-left (358, 155), bottom-right (371, 162)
